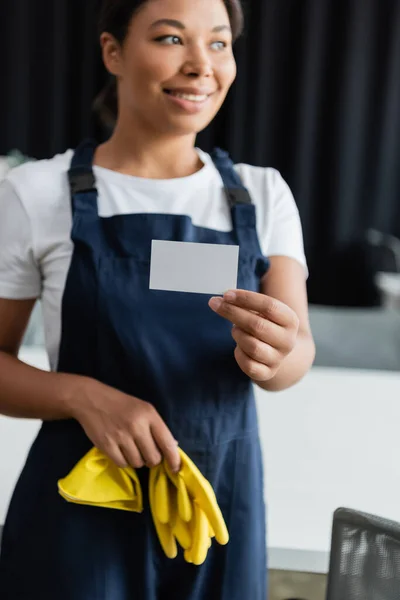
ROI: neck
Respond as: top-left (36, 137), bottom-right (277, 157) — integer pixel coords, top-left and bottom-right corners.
top-left (95, 114), bottom-right (203, 180)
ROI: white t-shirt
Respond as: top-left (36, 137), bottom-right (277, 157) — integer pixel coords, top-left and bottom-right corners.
top-left (0, 148), bottom-right (307, 371)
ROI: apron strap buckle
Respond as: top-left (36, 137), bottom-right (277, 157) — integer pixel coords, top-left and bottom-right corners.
top-left (226, 188), bottom-right (253, 209)
top-left (68, 168), bottom-right (96, 195)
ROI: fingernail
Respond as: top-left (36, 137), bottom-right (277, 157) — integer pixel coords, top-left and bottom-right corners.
top-left (224, 291), bottom-right (236, 302)
top-left (209, 297), bottom-right (223, 311)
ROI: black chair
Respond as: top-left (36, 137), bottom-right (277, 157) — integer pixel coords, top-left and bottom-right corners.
top-left (326, 507), bottom-right (400, 599)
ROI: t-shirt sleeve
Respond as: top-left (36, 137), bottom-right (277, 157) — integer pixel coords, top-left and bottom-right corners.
top-left (266, 169), bottom-right (308, 275)
top-left (0, 179), bottom-right (42, 299)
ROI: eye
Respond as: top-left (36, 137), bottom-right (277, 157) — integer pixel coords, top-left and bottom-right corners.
top-left (155, 35), bottom-right (182, 46)
top-left (211, 41), bottom-right (228, 51)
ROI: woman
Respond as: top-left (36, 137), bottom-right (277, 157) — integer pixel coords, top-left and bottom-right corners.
top-left (0, 0), bottom-right (315, 598)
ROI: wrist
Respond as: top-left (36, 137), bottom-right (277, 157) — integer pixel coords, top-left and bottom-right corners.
top-left (57, 373), bottom-right (96, 420)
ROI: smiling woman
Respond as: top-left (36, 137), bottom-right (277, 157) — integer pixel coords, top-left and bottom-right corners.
top-left (0, 0), bottom-right (313, 598)
top-left (94, 0), bottom-right (243, 130)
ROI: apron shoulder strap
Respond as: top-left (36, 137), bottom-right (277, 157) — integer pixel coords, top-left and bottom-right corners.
top-left (210, 147), bottom-right (269, 275)
top-left (210, 148), bottom-right (253, 209)
top-left (68, 139), bottom-right (98, 217)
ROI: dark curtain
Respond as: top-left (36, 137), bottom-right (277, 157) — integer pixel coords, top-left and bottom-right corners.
top-left (1, 0), bottom-right (400, 306)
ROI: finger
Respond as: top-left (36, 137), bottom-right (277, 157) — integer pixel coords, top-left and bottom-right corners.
top-left (120, 439), bottom-right (145, 469)
top-left (231, 326), bottom-right (281, 366)
top-left (102, 442), bottom-right (131, 469)
top-left (151, 419), bottom-right (181, 474)
top-left (223, 290), bottom-right (299, 329)
top-left (233, 315), bottom-right (293, 352)
top-left (234, 345), bottom-right (273, 383)
top-left (135, 429), bottom-right (163, 468)
top-left (211, 300), bottom-right (276, 345)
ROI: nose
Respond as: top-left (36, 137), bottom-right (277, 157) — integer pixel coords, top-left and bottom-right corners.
top-left (181, 46), bottom-right (213, 78)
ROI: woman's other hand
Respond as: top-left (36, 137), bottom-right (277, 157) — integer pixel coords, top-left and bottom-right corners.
top-left (70, 380), bottom-right (181, 473)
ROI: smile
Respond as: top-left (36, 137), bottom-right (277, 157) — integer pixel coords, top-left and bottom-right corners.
top-left (162, 89), bottom-right (215, 114)
top-left (164, 90), bottom-right (211, 103)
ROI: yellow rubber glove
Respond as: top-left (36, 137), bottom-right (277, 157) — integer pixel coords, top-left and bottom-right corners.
top-left (58, 447), bottom-right (143, 513)
top-left (59, 447), bottom-right (228, 566)
top-left (149, 448), bottom-right (229, 565)
top-left (165, 449), bottom-right (229, 546)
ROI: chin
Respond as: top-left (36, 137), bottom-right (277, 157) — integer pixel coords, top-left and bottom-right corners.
top-left (164, 114), bottom-right (218, 137)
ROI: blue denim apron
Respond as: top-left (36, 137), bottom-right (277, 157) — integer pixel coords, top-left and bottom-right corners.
top-left (0, 141), bottom-right (269, 600)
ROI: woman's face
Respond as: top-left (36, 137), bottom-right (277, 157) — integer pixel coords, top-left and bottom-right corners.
top-left (102, 0), bottom-right (237, 136)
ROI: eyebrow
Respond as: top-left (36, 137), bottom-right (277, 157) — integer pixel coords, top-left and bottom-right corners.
top-left (149, 19), bottom-right (232, 33)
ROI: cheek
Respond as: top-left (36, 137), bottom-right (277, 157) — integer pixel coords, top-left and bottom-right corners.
top-left (124, 56), bottom-right (173, 99)
top-left (132, 62), bottom-right (159, 88)
top-left (228, 61), bottom-right (238, 86)
top-left (217, 59), bottom-right (237, 91)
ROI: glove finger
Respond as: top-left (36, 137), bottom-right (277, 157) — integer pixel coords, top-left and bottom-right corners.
top-left (201, 495), bottom-right (229, 546)
top-left (169, 474), bottom-right (178, 528)
top-left (208, 520), bottom-right (215, 539)
top-left (177, 475), bottom-right (193, 522)
top-left (173, 514), bottom-right (193, 550)
top-left (191, 503), bottom-right (211, 566)
top-left (154, 467), bottom-right (170, 524)
top-left (165, 462), bottom-right (193, 523)
top-left (149, 466), bottom-right (177, 559)
top-left (168, 484), bottom-right (192, 550)
top-left (184, 548), bottom-right (193, 564)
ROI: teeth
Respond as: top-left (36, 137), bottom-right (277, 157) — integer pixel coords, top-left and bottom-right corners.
top-left (169, 91), bottom-right (208, 102)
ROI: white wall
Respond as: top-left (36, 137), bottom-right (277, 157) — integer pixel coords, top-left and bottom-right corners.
top-left (1, 348), bottom-right (399, 573)
top-left (256, 367), bottom-right (400, 572)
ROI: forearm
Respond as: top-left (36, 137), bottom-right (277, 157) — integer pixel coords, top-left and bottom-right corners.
top-left (0, 350), bottom-right (87, 420)
top-left (256, 330), bottom-right (315, 392)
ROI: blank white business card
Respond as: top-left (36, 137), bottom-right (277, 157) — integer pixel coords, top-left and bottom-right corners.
top-left (149, 240), bottom-right (239, 295)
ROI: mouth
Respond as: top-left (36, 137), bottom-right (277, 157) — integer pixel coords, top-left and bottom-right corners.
top-left (163, 89), bottom-right (213, 103)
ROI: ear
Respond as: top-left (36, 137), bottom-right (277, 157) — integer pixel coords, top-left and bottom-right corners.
top-left (100, 33), bottom-right (123, 77)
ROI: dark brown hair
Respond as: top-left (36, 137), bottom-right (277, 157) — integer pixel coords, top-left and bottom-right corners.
top-left (94, 0), bottom-right (244, 128)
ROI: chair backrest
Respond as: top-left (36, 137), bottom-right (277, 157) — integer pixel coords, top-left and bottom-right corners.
top-left (326, 507), bottom-right (400, 600)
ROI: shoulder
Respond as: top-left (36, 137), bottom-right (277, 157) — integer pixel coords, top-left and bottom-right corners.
top-left (3, 150), bottom-right (74, 263)
top-left (6, 149), bottom-right (74, 214)
top-left (199, 149), bottom-right (295, 209)
top-left (231, 161), bottom-right (307, 273)
top-left (6, 149), bottom-right (73, 188)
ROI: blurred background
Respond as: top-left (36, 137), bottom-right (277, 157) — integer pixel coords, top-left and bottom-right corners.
top-left (1, 2), bottom-right (400, 599)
